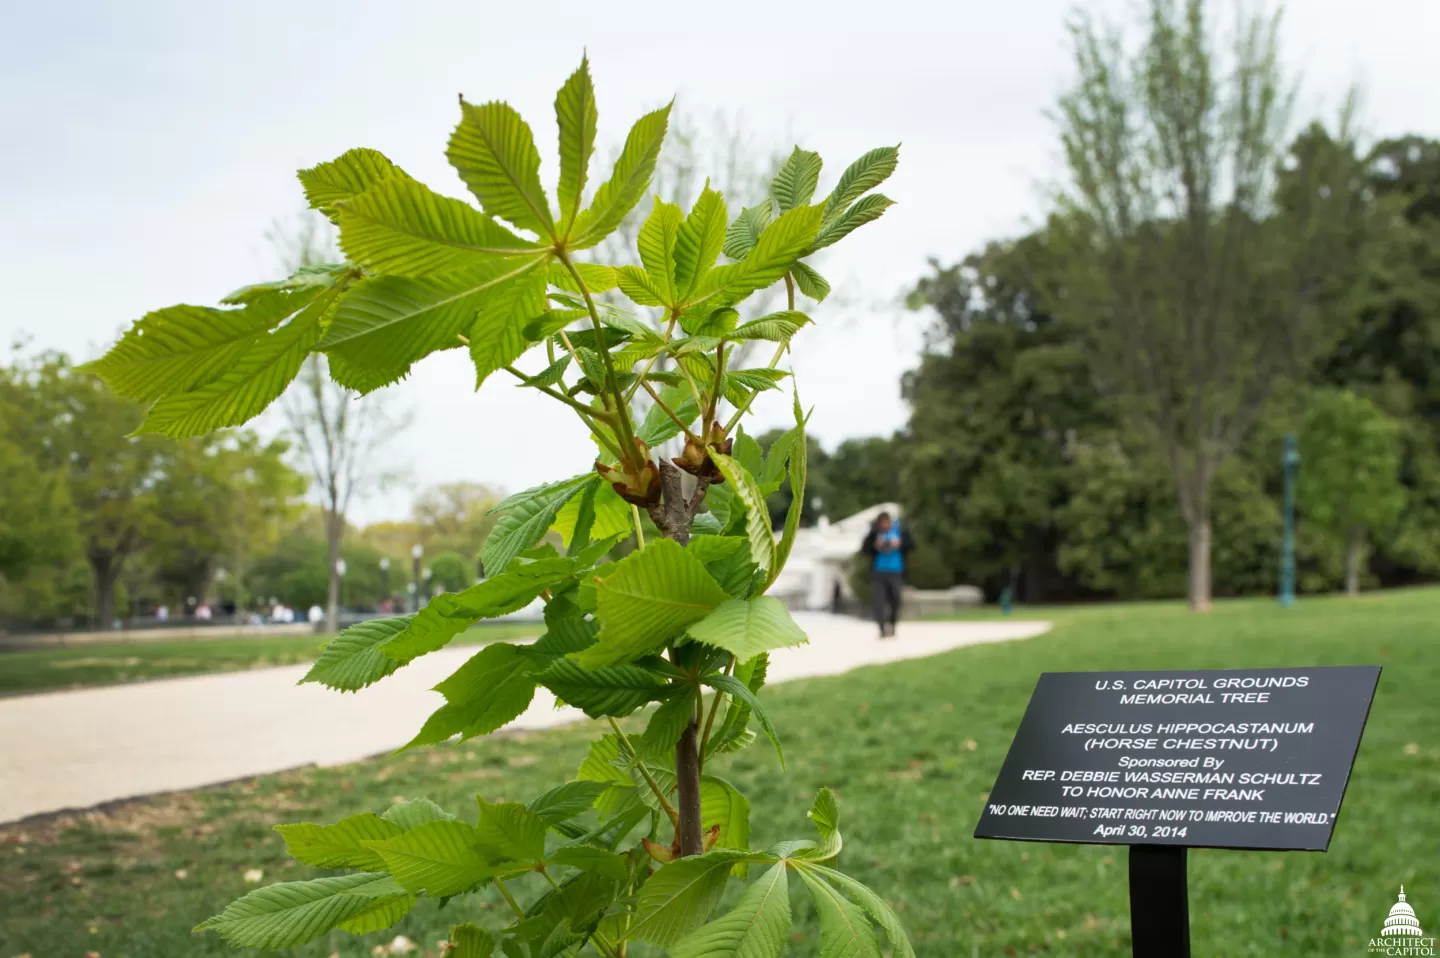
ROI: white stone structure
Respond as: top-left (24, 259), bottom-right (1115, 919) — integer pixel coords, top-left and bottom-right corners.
top-left (1380, 887), bottom-right (1425, 937)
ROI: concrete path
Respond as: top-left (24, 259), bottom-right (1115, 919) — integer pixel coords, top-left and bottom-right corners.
top-left (0, 615), bottom-right (1048, 824)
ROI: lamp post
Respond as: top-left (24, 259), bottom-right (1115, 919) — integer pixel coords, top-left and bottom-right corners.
top-left (378, 557), bottom-right (391, 611)
top-left (1279, 434), bottom-right (1299, 608)
top-left (410, 544), bottom-right (423, 613)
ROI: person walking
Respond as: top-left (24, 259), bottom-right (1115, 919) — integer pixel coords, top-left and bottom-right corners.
top-left (861, 511), bottom-right (914, 637)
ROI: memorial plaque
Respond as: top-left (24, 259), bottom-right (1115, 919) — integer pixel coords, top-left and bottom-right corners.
top-left (974, 665), bottom-right (1380, 851)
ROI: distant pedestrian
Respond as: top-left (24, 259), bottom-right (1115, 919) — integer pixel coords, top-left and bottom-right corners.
top-left (861, 511), bottom-right (914, 638)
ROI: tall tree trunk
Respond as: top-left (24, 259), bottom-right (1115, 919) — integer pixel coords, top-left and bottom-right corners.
top-left (325, 508), bottom-right (343, 634)
top-left (91, 553), bottom-right (120, 630)
top-left (1344, 526), bottom-right (1364, 597)
top-left (1186, 516), bottom-right (1213, 612)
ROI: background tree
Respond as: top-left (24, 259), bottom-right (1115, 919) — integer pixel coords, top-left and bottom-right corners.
top-left (426, 550), bottom-right (475, 594)
top-left (411, 481), bottom-right (503, 568)
top-left (1297, 390), bottom-right (1406, 595)
top-left (1047, 0), bottom-right (1368, 609)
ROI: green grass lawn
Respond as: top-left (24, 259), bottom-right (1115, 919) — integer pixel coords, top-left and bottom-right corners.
top-left (1, 589), bottom-right (1436, 956)
top-left (0, 622), bottom-right (538, 696)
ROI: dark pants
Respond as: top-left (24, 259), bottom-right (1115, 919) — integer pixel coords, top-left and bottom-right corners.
top-left (871, 571), bottom-right (903, 630)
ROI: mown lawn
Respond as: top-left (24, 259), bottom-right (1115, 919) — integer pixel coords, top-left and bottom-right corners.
top-left (1, 589), bottom-right (1435, 957)
top-left (0, 622), bottom-right (538, 696)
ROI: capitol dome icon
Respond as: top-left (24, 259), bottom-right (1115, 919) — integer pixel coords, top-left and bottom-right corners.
top-left (1380, 886), bottom-right (1424, 937)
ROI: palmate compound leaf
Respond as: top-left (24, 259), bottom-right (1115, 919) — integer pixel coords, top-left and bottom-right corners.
top-left (132, 292), bottom-right (336, 438)
top-left (364, 819), bottom-right (494, 898)
top-left (274, 812), bottom-right (404, 871)
top-left (637, 196), bottom-right (685, 303)
top-left (301, 616), bottom-right (408, 691)
top-left (794, 863), bottom-right (916, 958)
top-left (708, 454), bottom-right (774, 577)
top-left (686, 596), bottom-right (808, 661)
top-left (629, 849), bottom-right (770, 946)
top-left (699, 204), bottom-right (826, 311)
top-left (476, 799), bottom-right (548, 864)
top-left (554, 55), bottom-right (597, 233)
top-left (538, 657), bottom-right (670, 717)
top-left (669, 860), bottom-right (792, 958)
top-left (674, 183), bottom-right (728, 299)
top-left (821, 145), bottom-right (900, 221)
top-left (403, 643), bottom-right (540, 748)
top-left (321, 255), bottom-right (551, 394)
top-left (576, 538), bottom-right (732, 668)
top-left (793, 866), bottom-right (883, 958)
top-left (195, 872), bottom-right (408, 949)
top-left (569, 102), bottom-right (672, 250)
top-left (704, 671), bottom-right (784, 768)
top-left (483, 475), bottom-right (591, 577)
top-left (336, 174), bottom-right (537, 276)
top-left (298, 147), bottom-right (405, 222)
top-left (772, 147), bottom-right (823, 213)
top-left (78, 288), bottom-right (324, 403)
top-left (448, 98), bottom-right (556, 239)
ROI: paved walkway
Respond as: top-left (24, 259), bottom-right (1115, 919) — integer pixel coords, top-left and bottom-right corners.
top-left (0, 615), bottom-right (1049, 824)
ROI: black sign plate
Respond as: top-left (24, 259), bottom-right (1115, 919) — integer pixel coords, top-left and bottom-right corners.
top-left (974, 666), bottom-right (1380, 851)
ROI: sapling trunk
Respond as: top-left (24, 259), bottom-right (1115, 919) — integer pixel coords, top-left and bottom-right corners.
top-left (674, 718), bottom-right (705, 856)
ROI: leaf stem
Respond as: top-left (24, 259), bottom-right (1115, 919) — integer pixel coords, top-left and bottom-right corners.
top-left (706, 342), bottom-right (727, 424)
top-left (631, 504), bottom-right (646, 550)
top-left (608, 717), bottom-right (680, 828)
top-left (493, 877), bottom-right (525, 919)
top-left (624, 314), bottom-right (678, 404)
top-left (503, 365), bottom-right (615, 424)
top-left (640, 379), bottom-right (694, 436)
top-left (721, 274), bottom-right (795, 433)
top-left (558, 251), bottom-right (642, 465)
top-left (697, 655), bottom-right (735, 772)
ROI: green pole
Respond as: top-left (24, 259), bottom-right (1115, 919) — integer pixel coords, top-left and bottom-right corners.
top-left (1280, 434), bottom-right (1299, 607)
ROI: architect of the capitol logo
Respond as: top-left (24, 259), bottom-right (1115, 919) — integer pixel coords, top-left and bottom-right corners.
top-left (1369, 887), bottom-right (1437, 955)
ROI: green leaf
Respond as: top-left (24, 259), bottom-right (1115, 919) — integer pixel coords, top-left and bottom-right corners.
top-left (301, 616), bottom-right (408, 691)
top-left (274, 813), bottom-right (403, 871)
top-left (706, 205), bottom-right (825, 310)
top-left (616, 264), bottom-right (664, 307)
top-left (405, 643), bottom-right (539, 748)
top-left (539, 658), bottom-right (669, 717)
top-left (638, 687), bottom-right (696, 758)
top-left (798, 864), bottom-right (915, 958)
top-left (448, 98), bottom-right (555, 239)
top-left (450, 923), bottom-right (496, 958)
top-left (549, 260), bottom-right (619, 294)
top-left (707, 653), bottom-right (767, 758)
top-left (526, 355), bottom-right (572, 389)
top-left (766, 393), bottom-right (809, 589)
top-left (381, 798), bottom-right (457, 830)
top-left (469, 267), bottom-right (552, 389)
top-left (638, 384), bottom-right (701, 446)
top-left (549, 846), bottom-right (630, 880)
top-left (708, 454), bottom-right (773, 576)
top-left (772, 147), bottom-right (823, 212)
top-left (221, 263), bottom-right (348, 305)
top-left (675, 183), bottom-right (728, 298)
top-left (759, 423), bottom-right (801, 488)
top-left (790, 262), bottom-right (831, 302)
top-left (365, 820), bottom-right (492, 898)
top-left (571, 103), bottom-right (672, 250)
top-left (732, 430), bottom-right (764, 478)
top-left (337, 175), bottom-right (535, 276)
top-left (527, 612), bottom-right (600, 659)
top-left (527, 781), bottom-right (609, 826)
top-left (670, 860), bottom-right (791, 958)
top-left (794, 867), bottom-right (882, 958)
top-left (704, 672), bottom-right (783, 768)
top-left (630, 849), bottom-right (766, 946)
top-left (722, 202), bottom-right (774, 260)
top-left (322, 258), bottom-right (549, 394)
top-left (637, 197), bottom-right (685, 304)
top-left (134, 294), bottom-right (331, 437)
top-left (555, 56), bottom-right (597, 233)
top-left (810, 194), bottom-right (895, 253)
top-left (728, 311), bottom-right (812, 344)
top-left (800, 787), bottom-right (843, 863)
top-left (578, 538), bottom-right (732, 667)
top-left (476, 799), bottom-right (548, 863)
top-left (727, 369), bottom-right (789, 394)
top-left (298, 147), bottom-right (403, 222)
top-left (553, 475), bottom-right (631, 549)
top-left (687, 597), bottom-right (807, 660)
top-left (79, 289), bottom-right (322, 403)
top-left (195, 872), bottom-right (405, 949)
top-left (686, 536), bottom-right (757, 599)
top-left (822, 146), bottom-right (900, 220)
top-left (700, 775), bottom-right (752, 855)
top-left (483, 475), bottom-right (590, 576)
top-left (336, 892), bottom-right (416, 935)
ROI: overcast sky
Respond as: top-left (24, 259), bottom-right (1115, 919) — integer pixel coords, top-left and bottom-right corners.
top-left (3, 0), bottom-right (1437, 524)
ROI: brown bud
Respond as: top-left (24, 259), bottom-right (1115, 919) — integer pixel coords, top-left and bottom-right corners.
top-left (703, 824), bottom-right (722, 851)
top-left (641, 837), bottom-right (674, 864)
